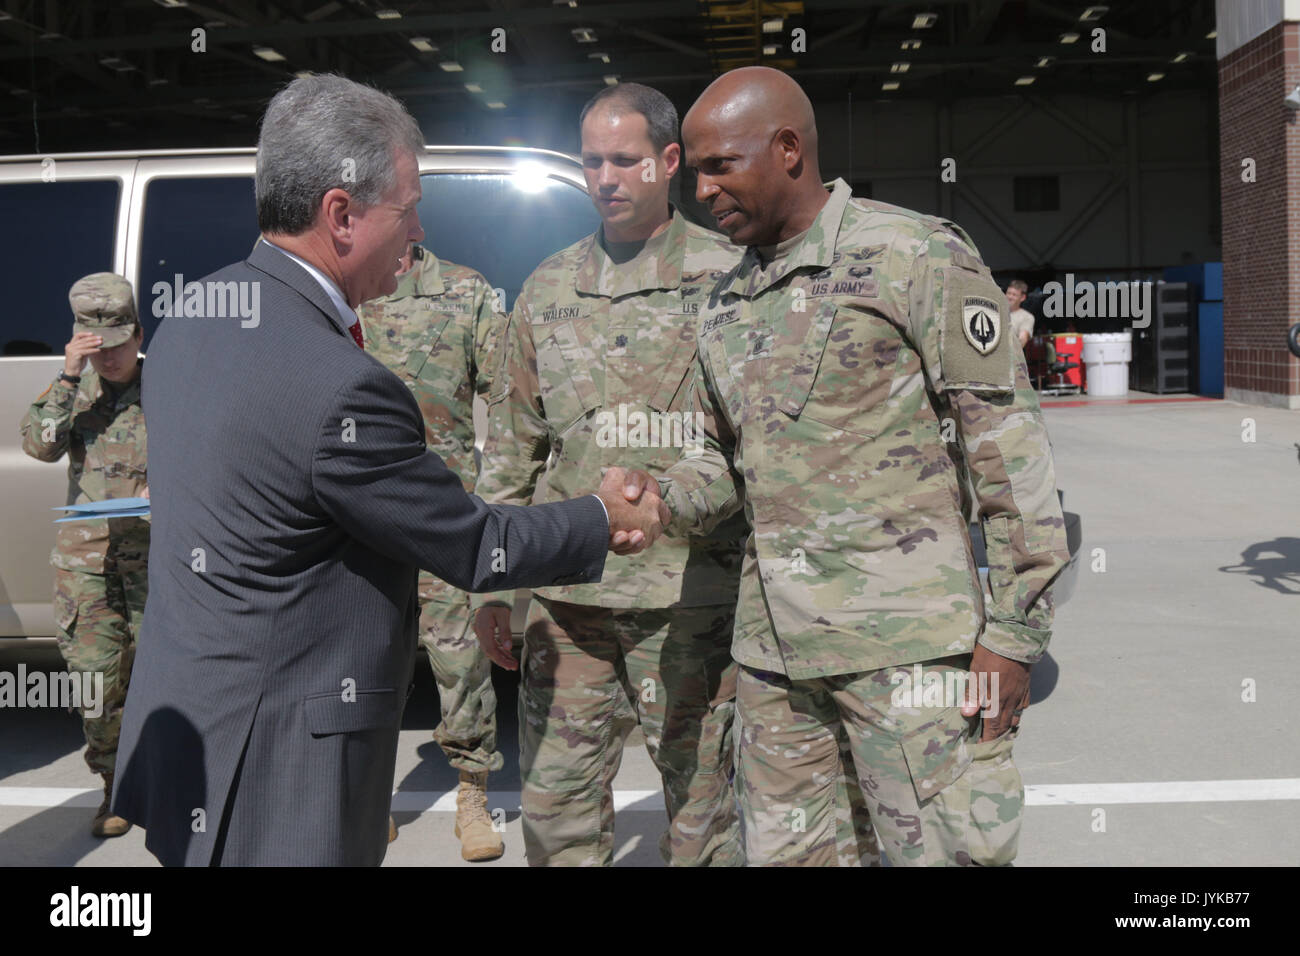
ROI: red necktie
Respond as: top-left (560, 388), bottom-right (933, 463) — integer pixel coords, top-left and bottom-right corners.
top-left (348, 321), bottom-right (364, 350)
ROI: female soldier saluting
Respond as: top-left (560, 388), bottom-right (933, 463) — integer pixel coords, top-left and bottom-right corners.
top-left (20, 273), bottom-right (148, 838)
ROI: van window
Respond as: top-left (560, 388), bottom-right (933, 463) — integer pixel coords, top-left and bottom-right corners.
top-left (138, 175), bottom-right (259, 346)
top-left (416, 173), bottom-right (597, 310)
top-left (0, 180), bottom-right (118, 356)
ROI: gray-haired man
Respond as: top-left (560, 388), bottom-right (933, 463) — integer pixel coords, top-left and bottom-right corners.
top-left (111, 73), bottom-right (668, 866)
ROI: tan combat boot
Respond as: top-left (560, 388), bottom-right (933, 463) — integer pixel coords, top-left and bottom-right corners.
top-left (90, 772), bottom-right (131, 838)
top-left (453, 770), bottom-right (503, 861)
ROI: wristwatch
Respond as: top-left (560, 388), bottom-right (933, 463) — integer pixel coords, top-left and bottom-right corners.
top-left (58, 372), bottom-right (81, 386)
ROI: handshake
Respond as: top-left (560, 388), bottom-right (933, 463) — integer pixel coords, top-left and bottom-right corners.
top-left (594, 466), bottom-right (666, 556)
top-left (476, 466), bottom-right (666, 671)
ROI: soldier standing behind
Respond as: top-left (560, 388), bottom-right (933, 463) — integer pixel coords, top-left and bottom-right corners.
top-left (630, 67), bottom-right (1071, 866)
top-left (20, 273), bottom-right (149, 838)
top-left (472, 83), bottom-right (747, 866)
top-left (358, 242), bottom-right (508, 861)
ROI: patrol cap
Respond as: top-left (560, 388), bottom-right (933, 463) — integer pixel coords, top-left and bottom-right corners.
top-left (69, 272), bottom-right (138, 349)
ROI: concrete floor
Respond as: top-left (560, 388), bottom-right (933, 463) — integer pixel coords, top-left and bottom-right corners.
top-left (2, 393), bottom-right (1297, 866)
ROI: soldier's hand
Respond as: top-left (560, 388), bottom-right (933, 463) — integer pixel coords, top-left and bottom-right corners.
top-left (619, 469), bottom-right (662, 503)
top-left (474, 605), bottom-right (516, 671)
top-left (962, 643), bottom-right (1032, 741)
top-left (64, 332), bottom-right (102, 377)
top-left (597, 467), bottom-right (668, 555)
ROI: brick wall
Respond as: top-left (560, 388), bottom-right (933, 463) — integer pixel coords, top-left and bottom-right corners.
top-left (1219, 21), bottom-right (1300, 405)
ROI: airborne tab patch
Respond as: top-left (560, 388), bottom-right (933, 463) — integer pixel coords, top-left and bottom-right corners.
top-left (962, 296), bottom-right (1001, 355)
top-left (941, 268), bottom-right (1014, 392)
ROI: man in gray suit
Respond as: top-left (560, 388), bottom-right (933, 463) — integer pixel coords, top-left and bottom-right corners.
top-left (111, 74), bottom-right (667, 866)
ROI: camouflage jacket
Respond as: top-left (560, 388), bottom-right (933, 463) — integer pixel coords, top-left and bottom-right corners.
top-left (20, 362), bottom-right (149, 573)
top-left (358, 248), bottom-right (505, 598)
top-left (472, 209), bottom-right (748, 610)
top-left (660, 179), bottom-right (1070, 678)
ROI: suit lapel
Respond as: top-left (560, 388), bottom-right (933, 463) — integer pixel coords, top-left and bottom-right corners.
top-left (247, 239), bottom-right (352, 340)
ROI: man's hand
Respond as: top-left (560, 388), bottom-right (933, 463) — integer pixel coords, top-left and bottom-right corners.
top-left (961, 643), bottom-right (1032, 741)
top-left (596, 466), bottom-right (669, 556)
top-left (64, 332), bottom-right (102, 377)
top-left (474, 605), bottom-right (516, 671)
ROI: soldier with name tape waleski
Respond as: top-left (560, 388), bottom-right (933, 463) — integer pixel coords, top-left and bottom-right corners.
top-left (623, 67), bottom-right (1070, 866)
top-left (471, 83), bottom-right (749, 867)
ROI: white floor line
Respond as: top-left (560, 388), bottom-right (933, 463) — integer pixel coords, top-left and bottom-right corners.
top-left (3, 778), bottom-right (1300, 811)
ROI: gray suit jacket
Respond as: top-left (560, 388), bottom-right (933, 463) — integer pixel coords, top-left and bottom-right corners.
top-left (113, 239), bottom-right (607, 865)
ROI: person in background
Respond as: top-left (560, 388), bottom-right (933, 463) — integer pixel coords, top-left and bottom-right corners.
top-left (359, 241), bottom-right (508, 861)
top-left (19, 273), bottom-right (149, 839)
top-left (1006, 279), bottom-right (1034, 348)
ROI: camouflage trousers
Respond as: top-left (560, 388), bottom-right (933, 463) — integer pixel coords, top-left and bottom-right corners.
top-left (417, 577), bottom-right (502, 774)
top-left (736, 656), bottom-right (1024, 866)
top-left (52, 561), bottom-right (147, 777)
top-left (519, 596), bottom-right (742, 867)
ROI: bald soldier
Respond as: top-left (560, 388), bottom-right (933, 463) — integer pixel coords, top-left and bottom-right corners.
top-left (622, 67), bottom-right (1070, 866)
top-left (472, 83), bottom-right (747, 866)
top-left (358, 242), bottom-right (508, 861)
top-left (20, 273), bottom-right (149, 838)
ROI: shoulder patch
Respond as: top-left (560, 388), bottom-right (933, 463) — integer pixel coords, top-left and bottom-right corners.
top-left (961, 296), bottom-right (1001, 355)
top-left (942, 269), bottom-right (1014, 391)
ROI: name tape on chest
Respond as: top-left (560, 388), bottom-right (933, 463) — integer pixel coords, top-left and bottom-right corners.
top-left (701, 307), bottom-right (741, 334)
top-left (538, 305), bottom-right (583, 324)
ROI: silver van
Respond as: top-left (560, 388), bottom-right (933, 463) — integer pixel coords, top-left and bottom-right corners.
top-left (0, 146), bottom-right (600, 639)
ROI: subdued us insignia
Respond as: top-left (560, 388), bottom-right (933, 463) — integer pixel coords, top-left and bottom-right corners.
top-left (962, 296), bottom-right (1001, 354)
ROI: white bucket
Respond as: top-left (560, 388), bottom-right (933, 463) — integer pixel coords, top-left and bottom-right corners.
top-left (1081, 332), bottom-right (1132, 397)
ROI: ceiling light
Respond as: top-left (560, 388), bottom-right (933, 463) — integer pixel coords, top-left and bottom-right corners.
top-left (604, 74), bottom-right (619, 86)
top-left (890, 62), bottom-right (910, 73)
top-left (901, 39), bottom-right (922, 50)
top-left (294, 71), bottom-right (313, 79)
top-left (552, 0), bottom-right (578, 6)
top-left (1206, 30), bottom-right (1217, 39)
top-left (882, 80), bottom-right (900, 91)
top-left (1079, 5), bottom-right (1108, 20)
top-left (1147, 72), bottom-right (1164, 82)
top-left (152, 0), bottom-right (188, 7)
top-left (486, 101), bottom-right (507, 109)
top-left (1059, 32), bottom-right (1079, 44)
top-left (99, 57), bottom-right (135, 72)
top-left (588, 51), bottom-right (610, 63)
top-left (439, 61), bottom-right (464, 72)
top-left (253, 46), bottom-right (286, 61)
top-left (1036, 56), bottom-right (1054, 67)
top-left (375, 8), bottom-right (401, 18)
top-left (464, 82), bottom-right (483, 92)
top-left (762, 18), bottom-right (783, 33)
top-left (571, 27), bottom-right (597, 43)
top-left (912, 13), bottom-right (937, 29)
top-left (1172, 52), bottom-right (1190, 63)
top-left (1015, 76), bottom-right (1035, 86)
top-left (762, 44), bottom-right (778, 55)
top-left (409, 37), bottom-right (437, 53)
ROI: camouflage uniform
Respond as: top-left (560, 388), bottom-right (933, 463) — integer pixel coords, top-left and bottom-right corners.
top-left (19, 274), bottom-right (148, 778)
top-left (472, 210), bottom-right (748, 866)
top-left (659, 179), bottom-right (1070, 866)
top-left (358, 247), bottom-right (506, 775)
